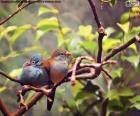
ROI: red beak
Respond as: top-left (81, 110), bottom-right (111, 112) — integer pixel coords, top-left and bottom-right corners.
top-left (65, 51), bottom-right (71, 57)
top-left (23, 61), bottom-right (31, 67)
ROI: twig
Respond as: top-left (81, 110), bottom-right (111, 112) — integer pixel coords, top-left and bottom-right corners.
top-left (0, 1), bottom-right (38, 25)
top-left (100, 99), bottom-right (108, 116)
top-left (87, 0), bottom-right (101, 28)
top-left (87, 0), bottom-right (106, 63)
top-left (0, 98), bottom-right (11, 116)
top-left (14, 92), bottom-right (43, 116)
top-left (0, 69), bottom-right (21, 83)
top-left (103, 34), bottom-right (140, 61)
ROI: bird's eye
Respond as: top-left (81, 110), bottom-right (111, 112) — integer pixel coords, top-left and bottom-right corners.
top-left (59, 53), bottom-right (64, 55)
top-left (31, 61), bottom-right (36, 64)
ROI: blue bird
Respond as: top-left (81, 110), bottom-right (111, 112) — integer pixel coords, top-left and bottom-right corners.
top-left (19, 54), bottom-right (49, 87)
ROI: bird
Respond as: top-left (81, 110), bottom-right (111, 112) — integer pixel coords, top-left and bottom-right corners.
top-left (18, 54), bottom-right (50, 109)
top-left (19, 54), bottom-right (49, 87)
top-left (42, 49), bottom-right (71, 111)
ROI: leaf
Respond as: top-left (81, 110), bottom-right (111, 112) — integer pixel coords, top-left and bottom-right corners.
top-left (107, 87), bottom-right (133, 100)
top-left (122, 55), bottom-right (140, 69)
top-left (9, 68), bottom-right (22, 77)
top-left (36, 17), bottom-right (58, 40)
top-left (129, 95), bottom-right (140, 103)
top-left (26, 91), bottom-right (36, 101)
top-left (36, 17), bottom-right (58, 29)
top-left (120, 12), bottom-right (129, 23)
top-left (0, 86), bottom-right (7, 92)
top-left (38, 6), bottom-right (59, 16)
top-left (105, 27), bottom-right (116, 38)
top-left (129, 95), bottom-right (140, 110)
top-left (103, 38), bottom-right (121, 51)
top-left (125, 27), bottom-right (140, 41)
top-left (130, 103), bottom-right (140, 110)
top-left (111, 67), bottom-right (123, 78)
top-left (0, 26), bottom-right (17, 40)
top-left (132, 7), bottom-right (140, 12)
top-left (61, 27), bottom-right (71, 35)
top-left (72, 81), bottom-right (84, 97)
top-left (79, 40), bottom-right (97, 53)
top-left (67, 99), bottom-right (77, 108)
top-left (77, 25), bottom-right (94, 40)
top-left (0, 46), bottom-right (41, 62)
top-left (9, 24), bottom-right (32, 46)
top-left (128, 44), bottom-right (137, 52)
top-left (110, 0), bottom-right (116, 6)
top-left (35, 30), bottom-right (46, 41)
top-left (117, 22), bottom-right (130, 33)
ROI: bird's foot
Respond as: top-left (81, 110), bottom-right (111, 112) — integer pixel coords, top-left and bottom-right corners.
top-left (19, 100), bottom-right (28, 110)
top-left (70, 78), bottom-right (76, 86)
top-left (40, 88), bottom-right (52, 96)
top-left (17, 90), bottom-right (28, 110)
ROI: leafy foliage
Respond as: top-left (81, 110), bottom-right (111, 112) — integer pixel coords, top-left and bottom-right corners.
top-left (0, 2), bottom-right (140, 116)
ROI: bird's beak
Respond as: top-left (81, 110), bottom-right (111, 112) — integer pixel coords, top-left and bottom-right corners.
top-left (23, 61), bottom-right (31, 67)
top-left (65, 51), bottom-right (71, 57)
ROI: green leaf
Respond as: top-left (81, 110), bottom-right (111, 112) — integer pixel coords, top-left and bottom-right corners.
top-left (78, 25), bottom-right (94, 40)
top-left (0, 26), bottom-right (17, 40)
top-left (122, 55), bottom-right (140, 69)
top-left (111, 67), bottom-right (123, 78)
top-left (36, 17), bottom-right (58, 28)
top-left (38, 6), bottom-right (59, 16)
top-left (132, 7), bottom-right (140, 12)
top-left (0, 86), bottom-right (7, 92)
top-left (67, 99), bottom-right (77, 108)
top-left (130, 103), bottom-right (140, 110)
top-left (103, 38), bottom-right (121, 51)
top-left (72, 81), bottom-right (84, 97)
top-left (130, 95), bottom-right (140, 103)
top-left (128, 44), bottom-right (137, 52)
top-left (125, 27), bottom-right (140, 41)
top-left (107, 87), bottom-right (133, 100)
top-left (120, 12), bottom-right (129, 23)
top-left (79, 40), bottom-right (97, 53)
top-left (117, 22), bottom-right (130, 33)
top-left (110, 0), bottom-right (116, 6)
top-left (35, 30), bottom-right (46, 41)
top-left (26, 91), bottom-right (36, 101)
top-left (9, 68), bottom-right (22, 77)
top-left (9, 24), bottom-right (32, 46)
top-left (36, 17), bottom-right (58, 40)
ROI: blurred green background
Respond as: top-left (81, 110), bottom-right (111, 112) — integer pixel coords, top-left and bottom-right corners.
top-left (0, 0), bottom-right (140, 116)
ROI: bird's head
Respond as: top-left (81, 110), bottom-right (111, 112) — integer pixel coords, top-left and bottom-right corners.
top-left (51, 49), bottom-right (71, 61)
top-left (30, 54), bottom-right (42, 66)
top-left (23, 54), bottom-right (42, 67)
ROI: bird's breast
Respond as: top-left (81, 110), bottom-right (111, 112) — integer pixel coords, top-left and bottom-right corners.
top-left (50, 60), bottom-right (68, 84)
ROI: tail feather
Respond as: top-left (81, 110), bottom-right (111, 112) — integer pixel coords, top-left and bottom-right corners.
top-left (47, 88), bottom-right (56, 111)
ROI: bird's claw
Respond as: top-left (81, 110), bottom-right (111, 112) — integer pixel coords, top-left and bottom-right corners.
top-left (70, 79), bottom-right (76, 86)
top-left (17, 89), bottom-right (28, 110)
top-left (41, 88), bottom-right (52, 96)
top-left (19, 101), bottom-right (28, 110)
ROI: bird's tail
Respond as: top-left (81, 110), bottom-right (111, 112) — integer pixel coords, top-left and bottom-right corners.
top-left (47, 88), bottom-right (56, 111)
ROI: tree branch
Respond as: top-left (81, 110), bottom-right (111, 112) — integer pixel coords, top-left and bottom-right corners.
top-left (0, 69), bottom-right (21, 83)
top-left (103, 34), bottom-right (140, 61)
top-left (0, 1), bottom-right (37, 25)
top-left (0, 98), bottom-right (11, 116)
top-left (87, 0), bottom-right (106, 63)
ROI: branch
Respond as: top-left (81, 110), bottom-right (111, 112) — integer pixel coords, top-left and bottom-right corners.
top-left (0, 69), bottom-right (21, 83)
top-left (14, 92), bottom-right (43, 116)
top-left (103, 34), bottom-right (140, 61)
top-left (87, 0), bottom-right (106, 63)
top-left (0, 1), bottom-right (37, 25)
top-left (87, 0), bottom-right (101, 28)
top-left (0, 98), bottom-right (11, 116)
